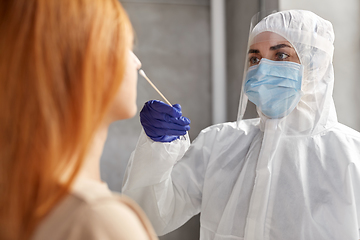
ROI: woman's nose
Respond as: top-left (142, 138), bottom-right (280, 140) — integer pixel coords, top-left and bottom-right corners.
top-left (132, 52), bottom-right (142, 70)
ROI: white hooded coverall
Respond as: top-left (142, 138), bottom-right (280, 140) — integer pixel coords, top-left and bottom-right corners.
top-left (123, 10), bottom-right (360, 240)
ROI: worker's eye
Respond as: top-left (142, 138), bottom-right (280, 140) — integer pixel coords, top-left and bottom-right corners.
top-left (249, 56), bottom-right (260, 66)
top-left (275, 52), bottom-right (290, 61)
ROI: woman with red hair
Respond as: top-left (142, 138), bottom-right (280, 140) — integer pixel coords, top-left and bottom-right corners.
top-left (0, 0), bottom-right (157, 239)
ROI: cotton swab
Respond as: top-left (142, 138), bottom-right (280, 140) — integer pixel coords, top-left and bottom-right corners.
top-left (139, 69), bottom-right (172, 106)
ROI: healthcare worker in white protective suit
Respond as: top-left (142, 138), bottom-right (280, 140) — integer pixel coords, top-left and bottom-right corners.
top-left (123, 10), bottom-right (360, 240)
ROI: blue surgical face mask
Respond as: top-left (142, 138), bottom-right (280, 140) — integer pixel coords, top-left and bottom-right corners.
top-left (244, 58), bottom-right (303, 119)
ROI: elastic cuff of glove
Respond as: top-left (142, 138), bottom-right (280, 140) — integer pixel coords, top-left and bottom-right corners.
top-left (149, 135), bottom-right (180, 143)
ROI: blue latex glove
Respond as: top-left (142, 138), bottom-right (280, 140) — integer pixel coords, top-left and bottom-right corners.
top-left (140, 100), bottom-right (190, 142)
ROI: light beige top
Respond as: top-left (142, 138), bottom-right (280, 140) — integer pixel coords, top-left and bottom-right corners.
top-left (32, 177), bottom-right (158, 240)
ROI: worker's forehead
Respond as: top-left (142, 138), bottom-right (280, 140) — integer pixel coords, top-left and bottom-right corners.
top-left (250, 31), bottom-right (289, 45)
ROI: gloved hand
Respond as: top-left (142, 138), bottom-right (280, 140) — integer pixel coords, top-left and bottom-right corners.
top-left (140, 100), bottom-right (190, 142)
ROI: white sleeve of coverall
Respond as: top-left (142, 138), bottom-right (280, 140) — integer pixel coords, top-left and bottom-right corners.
top-left (122, 129), bottom-right (209, 235)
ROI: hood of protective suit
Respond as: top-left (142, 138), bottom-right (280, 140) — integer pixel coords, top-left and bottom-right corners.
top-left (238, 10), bottom-right (338, 135)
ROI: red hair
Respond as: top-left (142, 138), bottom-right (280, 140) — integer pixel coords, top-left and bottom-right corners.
top-left (0, 0), bottom-right (133, 239)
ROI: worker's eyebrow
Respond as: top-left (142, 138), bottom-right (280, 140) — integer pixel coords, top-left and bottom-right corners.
top-left (270, 43), bottom-right (292, 50)
top-left (248, 49), bottom-right (260, 54)
top-left (248, 44), bottom-right (292, 54)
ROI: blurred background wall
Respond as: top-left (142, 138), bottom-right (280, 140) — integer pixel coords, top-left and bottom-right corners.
top-left (100, 0), bottom-right (360, 239)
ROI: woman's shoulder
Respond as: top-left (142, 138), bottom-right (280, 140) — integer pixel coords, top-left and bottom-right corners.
top-left (72, 193), bottom-right (157, 240)
top-left (33, 177), bottom-right (157, 240)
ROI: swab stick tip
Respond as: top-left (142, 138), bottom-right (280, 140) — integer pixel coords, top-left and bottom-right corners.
top-left (139, 69), bottom-right (146, 77)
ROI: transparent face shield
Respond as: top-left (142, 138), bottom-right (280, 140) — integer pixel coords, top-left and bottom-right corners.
top-left (236, 10), bottom-right (335, 135)
top-left (237, 11), bottom-right (303, 123)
